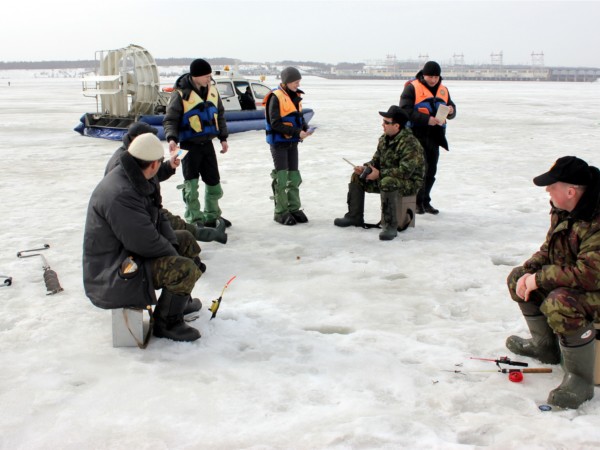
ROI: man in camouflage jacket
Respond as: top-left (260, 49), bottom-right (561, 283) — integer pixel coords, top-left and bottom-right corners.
top-left (506, 156), bottom-right (600, 409)
top-left (334, 106), bottom-right (424, 241)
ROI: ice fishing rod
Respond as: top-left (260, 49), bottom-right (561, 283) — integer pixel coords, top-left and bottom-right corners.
top-left (17, 244), bottom-right (63, 295)
top-left (444, 367), bottom-right (553, 383)
top-left (208, 275), bottom-right (236, 320)
top-left (0, 275), bottom-right (12, 287)
top-left (470, 356), bottom-right (529, 368)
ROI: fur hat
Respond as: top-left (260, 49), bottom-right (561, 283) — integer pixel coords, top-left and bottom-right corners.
top-left (190, 58), bottom-right (212, 77)
top-left (280, 67), bottom-right (302, 84)
top-left (127, 133), bottom-right (165, 162)
top-left (422, 61), bottom-right (442, 76)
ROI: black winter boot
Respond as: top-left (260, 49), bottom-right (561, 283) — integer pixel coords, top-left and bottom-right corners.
top-left (183, 295), bottom-right (202, 315)
top-left (505, 315), bottom-right (561, 364)
top-left (379, 191), bottom-right (399, 241)
top-left (334, 183), bottom-right (365, 227)
top-left (548, 333), bottom-right (595, 409)
top-left (194, 219), bottom-right (227, 244)
top-left (153, 290), bottom-right (201, 342)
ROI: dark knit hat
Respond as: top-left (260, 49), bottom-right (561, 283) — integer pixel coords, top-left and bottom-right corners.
top-left (422, 61), bottom-right (442, 76)
top-left (280, 66), bottom-right (302, 84)
top-left (533, 156), bottom-right (592, 186)
top-left (190, 58), bottom-right (212, 77)
top-left (379, 105), bottom-right (408, 126)
top-left (124, 121), bottom-right (158, 147)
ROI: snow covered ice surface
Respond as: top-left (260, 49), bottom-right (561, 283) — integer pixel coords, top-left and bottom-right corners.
top-left (1, 73), bottom-right (600, 449)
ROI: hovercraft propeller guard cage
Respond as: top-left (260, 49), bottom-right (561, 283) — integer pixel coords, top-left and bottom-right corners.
top-left (80, 44), bottom-right (168, 135)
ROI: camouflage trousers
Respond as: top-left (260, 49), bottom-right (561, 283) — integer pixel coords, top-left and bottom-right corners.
top-left (507, 265), bottom-right (600, 336)
top-left (161, 208), bottom-right (197, 236)
top-left (351, 172), bottom-right (416, 195)
top-left (150, 230), bottom-right (202, 296)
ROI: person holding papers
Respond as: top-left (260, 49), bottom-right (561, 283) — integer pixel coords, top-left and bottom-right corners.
top-left (400, 61), bottom-right (456, 215)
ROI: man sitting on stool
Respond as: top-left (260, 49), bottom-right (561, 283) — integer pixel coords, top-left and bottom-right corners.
top-left (334, 106), bottom-right (424, 241)
top-left (83, 133), bottom-right (203, 342)
top-left (506, 156), bottom-right (600, 409)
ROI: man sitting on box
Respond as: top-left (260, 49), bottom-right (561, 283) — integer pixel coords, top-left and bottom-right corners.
top-left (83, 133), bottom-right (203, 342)
top-left (506, 155), bottom-right (600, 409)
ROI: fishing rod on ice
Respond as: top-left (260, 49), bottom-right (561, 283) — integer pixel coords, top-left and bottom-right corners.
top-left (469, 356), bottom-right (529, 368)
top-left (0, 275), bottom-right (12, 287)
top-left (444, 356), bottom-right (552, 382)
top-left (208, 275), bottom-right (236, 320)
top-left (17, 244), bottom-right (63, 295)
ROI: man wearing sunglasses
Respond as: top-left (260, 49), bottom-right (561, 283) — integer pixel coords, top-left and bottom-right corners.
top-left (334, 106), bottom-right (425, 241)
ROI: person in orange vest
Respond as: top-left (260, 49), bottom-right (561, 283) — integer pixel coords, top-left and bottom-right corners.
top-left (400, 61), bottom-right (456, 215)
top-left (263, 67), bottom-right (314, 225)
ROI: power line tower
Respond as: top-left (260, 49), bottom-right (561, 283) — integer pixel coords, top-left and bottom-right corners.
top-left (490, 51), bottom-right (503, 66)
top-left (418, 53), bottom-right (429, 65)
top-left (531, 51), bottom-right (545, 67)
top-left (453, 53), bottom-right (465, 66)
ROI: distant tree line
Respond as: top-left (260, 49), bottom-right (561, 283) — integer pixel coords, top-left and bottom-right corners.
top-left (0, 57), bottom-right (363, 72)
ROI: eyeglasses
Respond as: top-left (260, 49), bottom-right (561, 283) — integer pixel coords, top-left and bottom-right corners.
top-left (382, 120), bottom-right (394, 125)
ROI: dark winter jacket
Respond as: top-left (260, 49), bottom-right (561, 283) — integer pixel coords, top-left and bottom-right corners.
top-left (399, 70), bottom-right (456, 150)
top-left (524, 166), bottom-right (600, 292)
top-left (83, 152), bottom-right (179, 309)
top-left (162, 73), bottom-right (228, 145)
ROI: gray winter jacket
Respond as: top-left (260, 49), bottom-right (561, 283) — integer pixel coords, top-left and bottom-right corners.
top-left (83, 152), bottom-right (178, 309)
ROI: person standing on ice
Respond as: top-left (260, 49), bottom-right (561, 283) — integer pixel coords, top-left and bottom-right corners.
top-left (83, 133), bottom-right (203, 342)
top-left (506, 156), bottom-right (600, 409)
top-left (163, 58), bottom-right (231, 229)
top-left (334, 106), bottom-right (424, 241)
top-left (263, 66), bottom-right (313, 225)
top-left (105, 122), bottom-right (227, 246)
top-left (399, 61), bottom-right (456, 215)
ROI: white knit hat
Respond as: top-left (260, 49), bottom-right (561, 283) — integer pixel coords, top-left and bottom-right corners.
top-left (127, 133), bottom-right (165, 161)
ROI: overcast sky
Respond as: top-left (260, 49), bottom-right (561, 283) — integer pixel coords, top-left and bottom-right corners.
top-left (2, 0), bottom-right (599, 67)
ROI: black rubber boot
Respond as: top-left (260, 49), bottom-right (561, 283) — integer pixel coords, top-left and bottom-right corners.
top-left (379, 191), bottom-right (399, 241)
top-left (194, 219), bottom-right (227, 244)
top-left (505, 315), bottom-right (561, 364)
top-left (548, 334), bottom-right (595, 409)
top-left (153, 290), bottom-right (201, 342)
top-left (274, 212), bottom-right (297, 225)
top-left (334, 183), bottom-right (365, 227)
top-left (183, 296), bottom-right (202, 315)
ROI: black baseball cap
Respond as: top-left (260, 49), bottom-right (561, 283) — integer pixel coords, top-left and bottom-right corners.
top-left (379, 105), bottom-right (408, 126)
top-left (533, 156), bottom-right (591, 186)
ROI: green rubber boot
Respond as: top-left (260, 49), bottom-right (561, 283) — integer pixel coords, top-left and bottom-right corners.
top-left (271, 170), bottom-right (295, 225)
top-left (288, 170), bottom-right (307, 223)
top-left (181, 179), bottom-right (204, 225)
top-left (506, 315), bottom-right (561, 364)
top-left (204, 183), bottom-right (223, 224)
top-left (548, 335), bottom-right (595, 409)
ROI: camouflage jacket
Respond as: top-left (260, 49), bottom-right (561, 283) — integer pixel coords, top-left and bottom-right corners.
top-left (369, 127), bottom-right (425, 195)
top-left (524, 167), bottom-right (600, 292)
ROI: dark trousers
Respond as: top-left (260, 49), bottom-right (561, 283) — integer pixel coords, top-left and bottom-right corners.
top-left (270, 142), bottom-right (299, 171)
top-left (417, 135), bottom-right (439, 206)
top-left (181, 140), bottom-right (220, 186)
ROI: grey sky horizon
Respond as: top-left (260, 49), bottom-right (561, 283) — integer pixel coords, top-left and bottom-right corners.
top-left (2, 0), bottom-right (599, 68)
